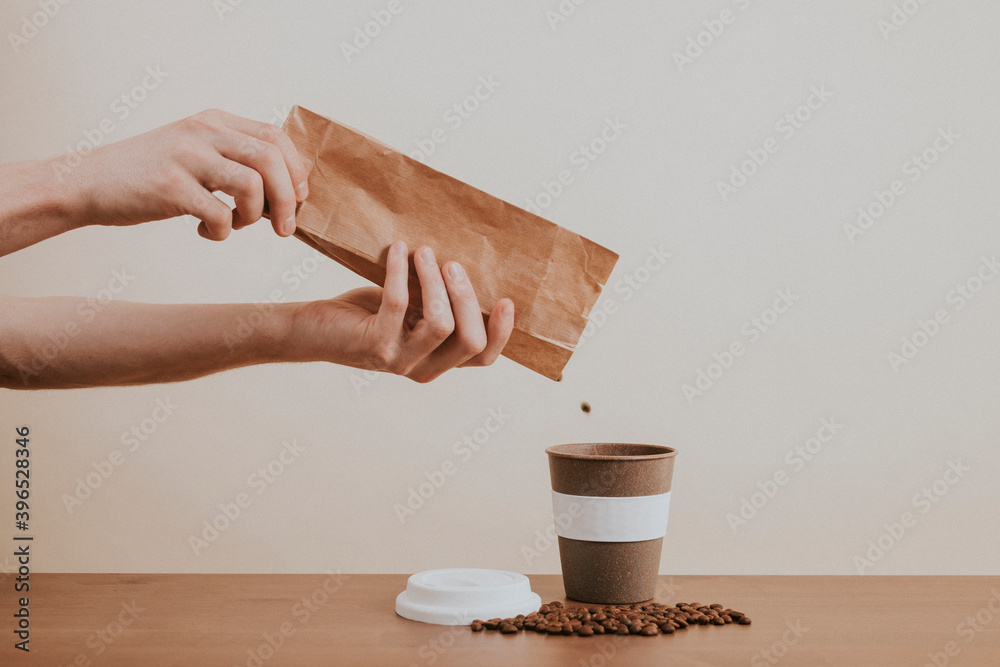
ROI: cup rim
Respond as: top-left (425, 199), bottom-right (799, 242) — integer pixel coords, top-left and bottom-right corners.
top-left (545, 443), bottom-right (676, 461)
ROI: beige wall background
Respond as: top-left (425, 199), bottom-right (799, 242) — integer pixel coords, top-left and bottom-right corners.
top-left (1, 0), bottom-right (998, 577)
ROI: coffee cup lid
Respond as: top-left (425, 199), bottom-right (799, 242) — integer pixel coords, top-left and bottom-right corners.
top-left (395, 568), bottom-right (541, 625)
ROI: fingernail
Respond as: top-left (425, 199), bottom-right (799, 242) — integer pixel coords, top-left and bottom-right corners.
top-left (420, 247), bottom-right (433, 261)
top-left (502, 300), bottom-right (514, 318)
top-left (295, 181), bottom-right (309, 199)
top-left (283, 216), bottom-right (296, 235)
top-left (448, 262), bottom-right (466, 282)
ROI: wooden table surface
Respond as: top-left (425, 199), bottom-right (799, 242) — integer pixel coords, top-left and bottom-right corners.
top-left (2, 574), bottom-right (999, 666)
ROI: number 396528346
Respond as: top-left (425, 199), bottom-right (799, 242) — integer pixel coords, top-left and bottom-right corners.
top-left (15, 426), bottom-right (30, 530)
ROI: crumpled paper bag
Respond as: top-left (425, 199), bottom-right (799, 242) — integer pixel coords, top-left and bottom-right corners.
top-left (275, 106), bottom-right (618, 380)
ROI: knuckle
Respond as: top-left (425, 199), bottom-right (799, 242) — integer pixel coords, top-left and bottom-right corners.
top-left (259, 142), bottom-right (286, 170)
top-left (382, 293), bottom-right (408, 315)
top-left (238, 167), bottom-right (264, 193)
top-left (459, 334), bottom-right (487, 357)
top-left (159, 167), bottom-right (190, 196)
top-left (256, 123), bottom-right (284, 144)
top-left (427, 318), bottom-right (455, 340)
top-left (171, 139), bottom-right (203, 166)
top-left (184, 109), bottom-right (220, 132)
top-left (392, 359), bottom-right (417, 376)
top-left (198, 108), bottom-right (226, 124)
top-left (370, 342), bottom-right (396, 369)
top-left (426, 296), bottom-right (449, 317)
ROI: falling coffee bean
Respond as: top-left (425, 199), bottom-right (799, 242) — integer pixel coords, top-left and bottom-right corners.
top-left (580, 402), bottom-right (592, 413)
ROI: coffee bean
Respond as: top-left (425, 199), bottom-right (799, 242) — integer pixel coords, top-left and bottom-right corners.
top-left (469, 600), bottom-right (751, 639)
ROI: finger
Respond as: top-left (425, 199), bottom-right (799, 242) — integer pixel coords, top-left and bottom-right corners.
top-left (195, 155), bottom-right (265, 232)
top-left (211, 128), bottom-right (298, 237)
top-left (179, 181), bottom-right (234, 241)
top-left (216, 112), bottom-right (310, 201)
top-left (376, 241), bottom-right (409, 338)
top-left (460, 298), bottom-right (514, 367)
top-left (406, 247), bottom-right (455, 358)
top-left (414, 261), bottom-right (488, 373)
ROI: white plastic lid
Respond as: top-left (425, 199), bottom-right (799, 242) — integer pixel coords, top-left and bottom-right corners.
top-left (395, 569), bottom-right (542, 625)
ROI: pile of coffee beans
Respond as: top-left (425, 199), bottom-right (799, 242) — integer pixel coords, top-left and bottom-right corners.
top-left (471, 600), bottom-right (750, 637)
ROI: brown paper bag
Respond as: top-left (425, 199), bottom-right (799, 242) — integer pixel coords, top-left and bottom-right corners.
top-left (275, 106), bottom-right (618, 380)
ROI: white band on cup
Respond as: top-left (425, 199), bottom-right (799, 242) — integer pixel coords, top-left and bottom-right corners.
top-left (551, 490), bottom-right (671, 542)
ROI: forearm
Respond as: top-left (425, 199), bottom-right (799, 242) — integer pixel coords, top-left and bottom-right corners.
top-left (0, 295), bottom-right (298, 389)
top-left (0, 159), bottom-right (82, 257)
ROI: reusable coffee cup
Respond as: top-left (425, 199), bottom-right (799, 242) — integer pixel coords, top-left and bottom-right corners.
top-left (545, 443), bottom-right (676, 604)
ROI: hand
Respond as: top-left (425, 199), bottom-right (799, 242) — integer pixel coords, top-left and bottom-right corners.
top-left (60, 108), bottom-right (309, 240)
top-left (288, 241), bottom-right (515, 382)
